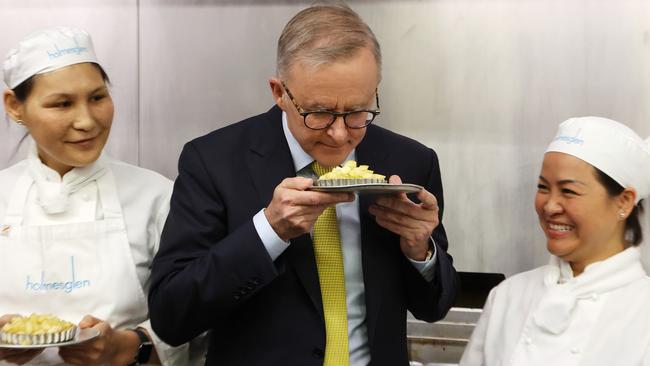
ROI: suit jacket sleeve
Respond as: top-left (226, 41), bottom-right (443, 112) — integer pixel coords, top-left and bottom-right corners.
top-left (403, 148), bottom-right (458, 322)
top-left (148, 141), bottom-right (279, 346)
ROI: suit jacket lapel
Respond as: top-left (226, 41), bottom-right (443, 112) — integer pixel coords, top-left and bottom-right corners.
top-left (356, 127), bottom-right (390, 347)
top-left (246, 106), bottom-right (295, 205)
top-left (246, 106), bottom-right (324, 321)
top-left (286, 234), bottom-right (324, 320)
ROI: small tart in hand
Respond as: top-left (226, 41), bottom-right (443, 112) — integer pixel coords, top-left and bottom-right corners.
top-left (316, 160), bottom-right (386, 186)
top-left (0, 314), bottom-right (77, 345)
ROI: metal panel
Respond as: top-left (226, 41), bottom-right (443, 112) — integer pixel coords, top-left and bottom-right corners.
top-left (138, 1), bottom-right (295, 178)
top-left (2, 0), bottom-right (649, 275)
top-left (407, 308), bottom-right (481, 364)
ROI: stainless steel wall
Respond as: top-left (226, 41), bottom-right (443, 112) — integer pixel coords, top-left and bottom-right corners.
top-left (2, 0), bottom-right (649, 276)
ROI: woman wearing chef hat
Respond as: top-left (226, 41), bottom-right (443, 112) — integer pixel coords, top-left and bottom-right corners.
top-left (460, 116), bottom-right (650, 365)
top-left (0, 27), bottom-right (193, 365)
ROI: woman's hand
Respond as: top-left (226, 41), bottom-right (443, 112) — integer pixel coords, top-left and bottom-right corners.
top-left (0, 314), bottom-right (44, 365)
top-left (58, 315), bottom-right (140, 366)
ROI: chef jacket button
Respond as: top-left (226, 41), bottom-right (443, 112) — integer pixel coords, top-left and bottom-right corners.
top-left (524, 337), bottom-right (532, 345)
top-left (312, 348), bottom-right (324, 359)
top-left (591, 294), bottom-right (599, 301)
top-left (571, 347), bottom-right (580, 354)
top-left (82, 193), bottom-right (90, 201)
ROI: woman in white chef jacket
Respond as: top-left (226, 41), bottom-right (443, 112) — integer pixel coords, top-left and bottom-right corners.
top-left (460, 116), bottom-right (650, 366)
top-left (0, 27), bottom-right (191, 365)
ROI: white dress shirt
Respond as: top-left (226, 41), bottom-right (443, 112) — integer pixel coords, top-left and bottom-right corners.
top-left (252, 112), bottom-right (437, 365)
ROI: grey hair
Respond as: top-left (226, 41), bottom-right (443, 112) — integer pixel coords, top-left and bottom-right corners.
top-left (276, 2), bottom-right (382, 81)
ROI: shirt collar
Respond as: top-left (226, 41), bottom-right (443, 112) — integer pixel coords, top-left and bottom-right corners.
top-left (281, 111), bottom-right (356, 173)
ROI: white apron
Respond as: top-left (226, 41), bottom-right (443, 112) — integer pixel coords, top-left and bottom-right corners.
top-left (0, 169), bottom-right (148, 365)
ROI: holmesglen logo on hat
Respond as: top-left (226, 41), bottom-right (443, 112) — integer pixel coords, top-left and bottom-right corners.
top-left (46, 39), bottom-right (88, 60)
top-left (553, 128), bottom-right (584, 145)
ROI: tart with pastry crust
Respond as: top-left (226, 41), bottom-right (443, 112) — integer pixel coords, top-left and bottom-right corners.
top-left (315, 160), bottom-right (386, 186)
top-left (0, 314), bottom-right (76, 345)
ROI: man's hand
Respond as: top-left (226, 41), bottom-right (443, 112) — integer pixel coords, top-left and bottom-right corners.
top-left (265, 177), bottom-right (354, 242)
top-left (0, 314), bottom-right (44, 365)
top-left (369, 175), bottom-right (440, 260)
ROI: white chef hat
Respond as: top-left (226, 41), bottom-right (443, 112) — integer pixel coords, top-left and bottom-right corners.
top-left (546, 116), bottom-right (650, 204)
top-left (3, 26), bottom-right (100, 89)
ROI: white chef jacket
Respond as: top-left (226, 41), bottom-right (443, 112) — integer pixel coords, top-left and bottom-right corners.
top-left (0, 155), bottom-right (198, 366)
top-left (460, 247), bottom-right (650, 366)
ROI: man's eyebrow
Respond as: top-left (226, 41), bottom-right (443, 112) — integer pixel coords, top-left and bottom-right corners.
top-left (303, 103), bottom-right (333, 110)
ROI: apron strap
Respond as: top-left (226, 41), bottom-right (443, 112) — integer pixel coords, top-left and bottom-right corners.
top-left (3, 174), bottom-right (34, 227)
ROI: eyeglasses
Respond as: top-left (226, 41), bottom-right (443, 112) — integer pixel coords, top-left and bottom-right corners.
top-left (281, 81), bottom-right (380, 130)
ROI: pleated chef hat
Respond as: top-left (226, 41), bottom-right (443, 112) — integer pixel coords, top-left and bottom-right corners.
top-left (546, 116), bottom-right (650, 204)
top-left (3, 26), bottom-right (99, 89)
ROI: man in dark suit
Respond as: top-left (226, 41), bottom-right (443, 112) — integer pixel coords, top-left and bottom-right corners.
top-left (149, 3), bottom-right (458, 366)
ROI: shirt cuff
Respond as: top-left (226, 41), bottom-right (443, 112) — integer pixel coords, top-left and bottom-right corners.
top-left (253, 209), bottom-right (290, 261)
top-left (406, 236), bottom-right (438, 282)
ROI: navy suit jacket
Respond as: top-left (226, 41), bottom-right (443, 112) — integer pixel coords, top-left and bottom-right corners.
top-left (149, 106), bottom-right (458, 365)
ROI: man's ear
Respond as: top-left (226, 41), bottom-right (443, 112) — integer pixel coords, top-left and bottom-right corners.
top-left (3, 89), bottom-right (24, 122)
top-left (268, 77), bottom-right (286, 111)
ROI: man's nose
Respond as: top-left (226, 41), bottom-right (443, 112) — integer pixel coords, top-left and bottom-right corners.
top-left (327, 115), bottom-right (349, 142)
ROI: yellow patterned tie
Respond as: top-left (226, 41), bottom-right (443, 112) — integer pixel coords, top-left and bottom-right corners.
top-left (311, 161), bottom-right (349, 366)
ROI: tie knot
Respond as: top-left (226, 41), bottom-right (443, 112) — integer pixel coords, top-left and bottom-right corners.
top-left (311, 161), bottom-right (334, 177)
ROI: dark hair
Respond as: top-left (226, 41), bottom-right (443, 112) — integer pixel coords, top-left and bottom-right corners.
top-left (12, 62), bottom-right (110, 102)
top-left (594, 167), bottom-right (644, 246)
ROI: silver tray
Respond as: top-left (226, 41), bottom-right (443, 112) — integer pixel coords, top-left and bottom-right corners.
top-left (308, 183), bottom-right (423, 194)
top-left (0, 328), bottom-right (100, 349)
